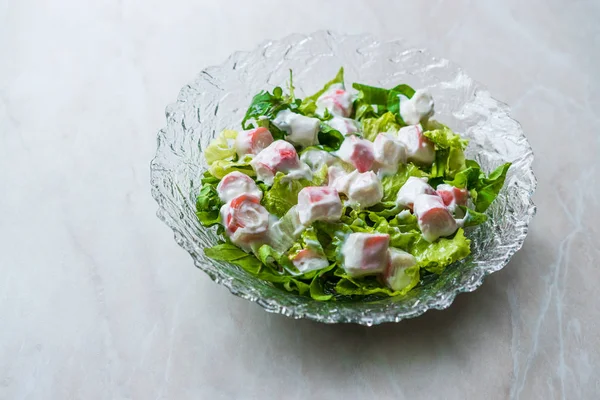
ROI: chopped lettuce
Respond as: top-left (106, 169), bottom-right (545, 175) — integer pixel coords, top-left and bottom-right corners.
top-left (262, 167), bottom-right (327, 218)
top-left (317, 122), bottom-right (345, 151)
top-left (472, 162), bottom-right (511, 212)
top-left (195, 184), bottom-right (221, 226)
top-left (205, 129), bottom-right (238, 165)
top-left (444, 160), bottom-right (511, 212)
top-left (333, 264), bottom-right (419, 297)
top-left (352, 82), bottom-right (415, 123)
top-left (423, 122), bottom-right (468, 180)
top-left (458, 206), bottom-right (488, 227)
top-left (361, 112), bottom-right (401, 142)
top-left (241, 86), bottom-right (300, 136)
top-left (204, 243), bottom-right (263, 275)
top-left (208, 159), bottom-right (255, 180)
top-left (410, 228), bottom-right (471, 275)
top-left (423, 121), bottom-right (469, 150)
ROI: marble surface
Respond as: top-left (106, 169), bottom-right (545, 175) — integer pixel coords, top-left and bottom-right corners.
top-left (1, 0), bottom-right (599, 398)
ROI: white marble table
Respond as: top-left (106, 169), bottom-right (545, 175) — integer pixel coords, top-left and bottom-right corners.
top-left (1, 1), bottom-right (599, 398)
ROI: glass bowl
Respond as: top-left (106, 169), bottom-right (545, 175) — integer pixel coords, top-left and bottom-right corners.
top-left (150, 31), bottom-right (536, 325)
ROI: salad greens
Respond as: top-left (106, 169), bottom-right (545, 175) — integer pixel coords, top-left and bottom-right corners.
top-left (195, 67), bottom-right (511, 301)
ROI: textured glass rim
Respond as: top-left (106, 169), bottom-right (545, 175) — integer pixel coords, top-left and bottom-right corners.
top-left (150, 31), bottom-right (537, 325)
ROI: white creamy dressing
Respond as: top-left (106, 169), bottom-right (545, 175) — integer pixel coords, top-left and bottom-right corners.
top-left (250, 140), bottom-right (312, 186)
top-left (327, 116), bottom-right (361, 136)
top-left (272, 110), bottom-right (320, 148)
top-left (373, 133), bottom-right (407, 176)
top-left (316, 83), bottom-right (354, 117)
top-left (399, 89), bottom-right (435, 125)
top-left (296, 186), bottom-right (343, 226)
top-left (234, 127), bottom-right (274, 158)
top-left (341, 233), bottom-right (390, 277)
top-left (413, 194), bottom-right (458, 242)
top-left (396, 176), bottom-right (436, 209)
top-left (396, 124), bottom-right (436, 165)
top-left (384, 248), bottom-right (417, 291)
top-left (216, 171), bottom-right (263, 203)
top-left (300, 148), bottom-right (340, 171)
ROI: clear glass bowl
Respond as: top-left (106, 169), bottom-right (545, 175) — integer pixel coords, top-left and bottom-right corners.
top-left (150, 31), bottom-right (536, 325)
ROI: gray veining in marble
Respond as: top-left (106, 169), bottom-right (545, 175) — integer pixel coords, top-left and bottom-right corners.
top-left (1, 0), bottom-right (599, 399)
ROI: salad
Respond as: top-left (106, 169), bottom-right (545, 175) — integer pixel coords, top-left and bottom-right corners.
top-left (195, 68), bottom-right (510, 301)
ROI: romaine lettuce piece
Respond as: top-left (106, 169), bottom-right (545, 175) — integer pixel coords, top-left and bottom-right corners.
top-left (410, 228), bottom-right (471, 274)
top-left (261, 166), bottom-right (327, 218)
top-left (444, 160), bottom-right (511, 212)
top-left (195, 184), bottom-right (221, 227)
top-left (241, 86), bottom-right (301, 136)
top-left (204, 129), bottom-right (238, 165)
top-left (360, 112), bottom-right (400, 142)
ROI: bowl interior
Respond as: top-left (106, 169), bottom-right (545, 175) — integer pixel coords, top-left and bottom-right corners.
top-left (150, 31), bottom-right (536, 325)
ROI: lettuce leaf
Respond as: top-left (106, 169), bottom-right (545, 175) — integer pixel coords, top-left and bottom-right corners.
top-left (423, 122), bottom-right (468, 180)
top-left (317, 122), bottom-right (345, 150)
top-left (208, 159), bottom-right (255, 180)
top-left (360, 112), bottom-right (401, 142)
top-left (242, 87), bottom-right (301, 132)
top-left (205, 129), bottom-right (238, 165)
top-left (204, 243), bottom-right (263, 274)
top-left (298, 67), bottom-right (345, 115)
top-left (472, 162), bottom-right (511, 212)
top-left (410, 228), bottom-right (471, 274)
top-left (195, 184), bottom-right (222, 226)
top-left (444, 160), bottom-right (511, 212)
top-left (261, 167), bottom-right (327, 218)
top-left (458, 206), bottom-right (488, 227)
top-left (423, 121), bottom-right (469, 150)
top-left (380, 163), bottom-right (429, 202)
top-left (333, 264), bottom-right (419, 297)
top-left (352, 82), bottom-right (415, 123)
top-left (369, 213), bottom-right (420, 251)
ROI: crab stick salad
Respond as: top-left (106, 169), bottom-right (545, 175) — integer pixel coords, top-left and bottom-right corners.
top-left (197, 68), bottom-right (511, 300)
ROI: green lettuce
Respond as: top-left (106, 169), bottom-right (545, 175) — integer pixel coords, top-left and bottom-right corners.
top-left (317, 122), bottom-right (345, 150)
top-left (352, 82), bottom-right (415, 123)
top-left (208, 159), bottom-right (255, 180)
top-left (410, 228), bottom-right (471, 274)
top-left (204, 129), bottom-right (238, 165)
top-left (241, 86), bottom-right (301, 136)
top-left (333, 262), bottom-right (420, 297)
top-left (361, 112), bottom-right (401, 142)
top-left (205, 243), bottom-right (313, 296)
top-left (380, 163), bottom-right (429, 202)
top-left (458, 206), bottom-right (488, 227)
top-left (472, 162), bottom-right (511, 212)
top-left (195, 184), bottom-right (221, 226)
top-left (261, 167), bottom-right (327, 218)
top-left (204, 243), bottom-right (263, 274)
top-left (423, 122), bottom-right (468, 180)
top-left (444, 160), bottom-right (511, 212)
top-left (423, 121), bottom-right (469, 150)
